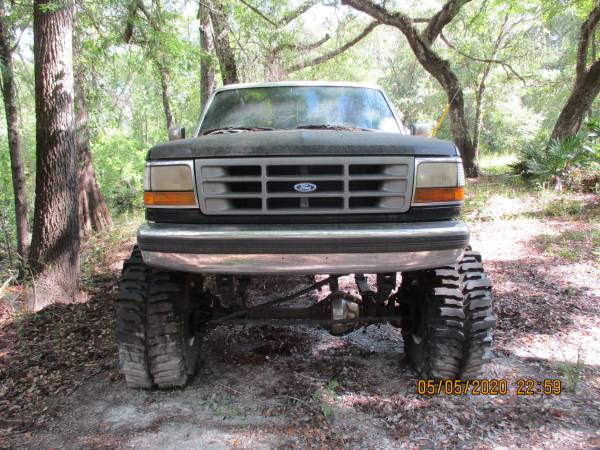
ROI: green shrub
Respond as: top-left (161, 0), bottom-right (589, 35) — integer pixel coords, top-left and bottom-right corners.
top-left (92, 130), bottom-right (147, 212)
top-left (511, 120), bottom-right (600, 191)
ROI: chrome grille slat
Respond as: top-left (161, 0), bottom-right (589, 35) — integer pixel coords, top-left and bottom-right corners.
top-left (265, 175), bottom-right (349, 181)
top-left (195, 156), bottom-right (414, 215)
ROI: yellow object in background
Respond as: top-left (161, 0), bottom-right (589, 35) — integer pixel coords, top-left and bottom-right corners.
top-left (430, 102), bottom-right (451, 138)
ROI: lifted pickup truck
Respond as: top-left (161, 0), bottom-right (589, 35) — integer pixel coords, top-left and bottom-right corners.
top-left (116, 81), bottom-right (495, 389)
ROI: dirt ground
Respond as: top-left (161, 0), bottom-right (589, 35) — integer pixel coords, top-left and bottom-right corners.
top-left (1, 177), bottom-right (600, 449)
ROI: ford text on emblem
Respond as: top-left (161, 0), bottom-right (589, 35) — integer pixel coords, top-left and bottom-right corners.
top-left (294, 183), bottom-right (317, 193)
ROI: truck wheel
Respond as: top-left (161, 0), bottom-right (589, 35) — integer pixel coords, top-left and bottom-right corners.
top-left (398, 249), bottom-right (495, 379)
top-left (459, 250), bottom-right (495, 379)
top-left (115, 246), bottom-right (201, 389)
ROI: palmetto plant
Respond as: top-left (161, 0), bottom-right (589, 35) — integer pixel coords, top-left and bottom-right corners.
top-left (512, 120), bottom-right (600, 189)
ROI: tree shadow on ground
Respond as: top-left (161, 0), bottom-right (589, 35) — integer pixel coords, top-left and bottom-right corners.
top-left (487, 255), bottom-right (598, 340)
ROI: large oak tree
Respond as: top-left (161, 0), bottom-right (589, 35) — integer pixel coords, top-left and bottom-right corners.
top-left (342, 0), bottom-right (480, 176)
top-left (29, 0), bottom-right (82, 307)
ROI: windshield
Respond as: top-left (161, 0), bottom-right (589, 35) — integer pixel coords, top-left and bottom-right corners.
top-left (198, 86), bottom-right (401, 134)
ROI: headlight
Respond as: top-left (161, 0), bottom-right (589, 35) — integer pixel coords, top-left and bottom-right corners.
top-left (144, 162), bottom-right (197, 207)
top-left (147, 164), bottom-right (194, 191)
top-left (414, 159), bottom-right (464, 204)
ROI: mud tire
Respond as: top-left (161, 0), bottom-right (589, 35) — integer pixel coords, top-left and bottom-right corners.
top-left (398, 249), bottom-right (495, 379)
top-left (115, 246), bottom-right (201, 389)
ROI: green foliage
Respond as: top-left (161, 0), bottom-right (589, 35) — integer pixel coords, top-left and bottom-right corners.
top-left (558, 347), bottom-right (585, 393)
top-left (311, 379), bottom-right (339, 418)
top-left (92, 131), bottom-right (147, 212)
top-left (511, 121), bottom-right (600, 190)
top-left (37, 2), bottom-right (68, 14)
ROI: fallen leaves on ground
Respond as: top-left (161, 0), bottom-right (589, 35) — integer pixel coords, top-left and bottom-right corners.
top-left (0, 275), bottom-right (119, 439)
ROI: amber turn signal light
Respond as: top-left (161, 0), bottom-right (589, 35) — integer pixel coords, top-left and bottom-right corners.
top-left (414, 187), bottom-right (464, 203)
top-left (144, 191), bottom-right (196, 206)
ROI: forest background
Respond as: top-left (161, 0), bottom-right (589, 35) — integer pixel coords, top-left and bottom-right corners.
top-left (1, 0), bottom-right (599, 291)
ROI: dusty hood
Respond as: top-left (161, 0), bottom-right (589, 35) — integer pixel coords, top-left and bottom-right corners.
top-left (147, 130), bottom-right (459, 160)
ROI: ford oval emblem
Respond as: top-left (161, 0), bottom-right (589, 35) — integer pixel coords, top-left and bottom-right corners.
top-left (294, 183), bottom-right (317, 193)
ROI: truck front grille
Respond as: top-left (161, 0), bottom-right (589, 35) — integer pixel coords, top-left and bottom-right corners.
top-left (195, 156), bottom-right (414, 215)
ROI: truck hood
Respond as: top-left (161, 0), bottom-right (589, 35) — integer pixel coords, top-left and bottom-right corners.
top-left (147, 130), bottom-right (459, 160)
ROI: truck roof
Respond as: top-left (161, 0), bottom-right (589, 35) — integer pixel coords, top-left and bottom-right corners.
top-left (213, 81), bottom-right (384, 93)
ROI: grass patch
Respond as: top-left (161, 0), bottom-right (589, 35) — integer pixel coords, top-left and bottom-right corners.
top-left (537, 193), bottom-right (600, 220)
top-left (541, 198), bottom-right (587, 217)
top-left (479, 152), bottom-right (517, 175)
top-left (558, 346), bottom-right (585, 394)
top-left (462, 173), bottom-right (532, 222)
top-left (464, 155), bottom-right (600, 222)
top-left (536, 229), bottom-right (600, 263)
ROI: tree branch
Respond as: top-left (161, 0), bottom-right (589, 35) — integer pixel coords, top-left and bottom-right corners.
top-left (274, 33), bottom-right (331, 53)
top-left (440, 31), bottom-right (527, 86)
top-left (287, 21), bottom-right (378, 73)
top-left (238, 0), bottom-right (318, 28)
top-left (421, 0), bottom-right (472, 45)
top-left (279, 0), bottom-right (318, 26)
top-left (122, 0), bottom-right (139, 43)
top-left (123, 0), bottom-right (162, 43)
top-left (342, 0), bottom-right (417, 32)
top-left (135, 0), bottom-right (161, 31)
top-left (576, 2), bottom-right (600, 83)
top-left (585, 56), bottom-right (600, 83)
top-left (9, 21), bottom-right (30, 53)
top-left (342, 0), bottom-right (471, 48)
top-left (237, 0), bottom-right (277, 26)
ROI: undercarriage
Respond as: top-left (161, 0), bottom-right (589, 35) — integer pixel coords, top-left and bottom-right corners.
top-left (196, 272), bottom-right (401, 336)
top-left (115, 246), bottom-right (495, 389)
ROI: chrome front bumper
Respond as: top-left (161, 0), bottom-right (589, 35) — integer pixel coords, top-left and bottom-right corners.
top-left (138, 221), bottom-right (469, 275)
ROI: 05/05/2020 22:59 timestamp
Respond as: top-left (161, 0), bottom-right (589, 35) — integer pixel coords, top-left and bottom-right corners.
top-left (417, 379), bottom-right (562, 396)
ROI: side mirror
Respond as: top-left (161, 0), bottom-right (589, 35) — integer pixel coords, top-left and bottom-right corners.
top-left (410, 122), bottom-right (434, 137)
top-left (168, 126), bottom-right (186, 141)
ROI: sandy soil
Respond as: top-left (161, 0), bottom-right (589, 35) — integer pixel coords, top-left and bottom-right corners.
top-left (2, 192), bottom-right (600, 449)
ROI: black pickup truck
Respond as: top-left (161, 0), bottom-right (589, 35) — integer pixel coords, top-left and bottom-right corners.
top-left (116, 81), bottom-right (495, 389)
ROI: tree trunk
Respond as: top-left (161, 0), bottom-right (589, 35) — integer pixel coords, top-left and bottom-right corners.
top-left (74, 71), bottom-right (112, 236)
top-left (472, 15), bottom-right (507, 150)
top-left (472, 80), bottom-right (485, 150)
top-left (472, 62), bottom-right (494, 151)
top-left (199, 0), bottom-right (215, 107)
top-left (409, 42), bottom-right (479, 176)
top-left (208, 0), bottom-right (238, 85)
top-left (0, 0), bottom-right (29, 260)
top-left (29, 0), bottom-right (83, 308)
top-left (551, 3), bottom-right (600, 141)
top-left (586, 32), bottom-right (596, 121)
top-left (157, 63), bottom-right (174, 130)
top-left (551, 60), bottom-right (600, 140)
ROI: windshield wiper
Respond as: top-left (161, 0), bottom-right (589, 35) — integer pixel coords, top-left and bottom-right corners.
top-left (296, 124), bottom-right (375, 132)
top-left (203, 126), bottom-right (274, 135)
